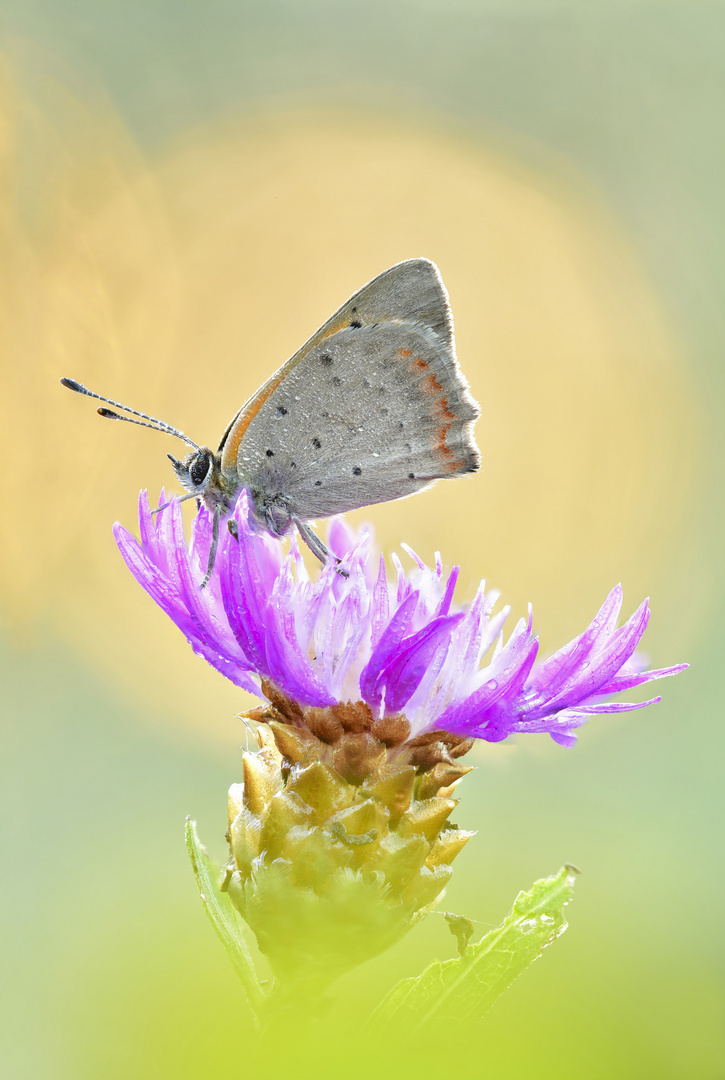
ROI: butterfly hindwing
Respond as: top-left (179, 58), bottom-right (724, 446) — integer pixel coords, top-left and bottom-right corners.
top-left (233, 316), bottom-right (479, 521)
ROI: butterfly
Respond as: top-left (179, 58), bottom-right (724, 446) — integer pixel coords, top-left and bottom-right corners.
top-left (62, 258), bottom-right (480, 586)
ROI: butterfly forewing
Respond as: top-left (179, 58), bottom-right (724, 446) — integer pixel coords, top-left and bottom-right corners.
top-left (219, 258), bottom-right (455, 471)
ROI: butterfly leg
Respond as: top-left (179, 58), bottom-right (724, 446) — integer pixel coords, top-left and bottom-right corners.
top-left (151, 492), bottom-right (197, 516)
top-left (200, 507), bottom-right (221, 589)
top-left (294, 519), bottom-right (349, 577)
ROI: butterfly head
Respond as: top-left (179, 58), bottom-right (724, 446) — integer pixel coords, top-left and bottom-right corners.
top-left (168, 448), bottom-right (237, 513)
top-left (168, 447), bottom-right (213, 493)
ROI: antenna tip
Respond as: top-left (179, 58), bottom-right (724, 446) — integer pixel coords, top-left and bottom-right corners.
top-left (97, 407), bottom-right (120, 419)
top-left (60, 377), bottom-right (83, 392)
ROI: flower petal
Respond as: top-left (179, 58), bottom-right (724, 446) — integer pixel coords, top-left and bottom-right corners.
top-left (380, 613), bottom-right (464, 713)
top-left (117, 490), bottom-right (684, 746)
top-left (359, 590), bottom-right (420, 708)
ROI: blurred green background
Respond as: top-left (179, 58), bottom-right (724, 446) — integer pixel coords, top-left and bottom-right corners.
top-left (1, 2), bottom-right (723, 1077)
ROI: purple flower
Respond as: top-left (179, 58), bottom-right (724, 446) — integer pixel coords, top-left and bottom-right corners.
top-left (114, 491), bottom-right (686, 746)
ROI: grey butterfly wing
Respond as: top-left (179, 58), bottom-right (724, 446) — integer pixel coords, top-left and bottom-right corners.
top-left (310, 256), bottom-right (454, 346)
top-left (227, 259), bottom-right (480, 522)
top-left (219, 258), bottom-right (454, 468)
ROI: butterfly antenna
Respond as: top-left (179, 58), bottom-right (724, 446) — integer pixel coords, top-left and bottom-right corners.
top-left (60, 377), bottom-right (202, 452)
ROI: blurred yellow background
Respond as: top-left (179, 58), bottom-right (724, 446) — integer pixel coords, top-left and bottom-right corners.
top-left (1, 4), bottom-right (722, 1078)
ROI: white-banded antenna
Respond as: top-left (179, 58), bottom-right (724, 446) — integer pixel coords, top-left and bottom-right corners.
top-left (60, 377), bottom-right (202, 452)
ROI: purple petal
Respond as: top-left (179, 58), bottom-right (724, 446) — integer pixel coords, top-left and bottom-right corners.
top-left (370, 555), bottom-right (390, 647)
top-left (360, 590), bottom-right (419, 708)
top-left (550, 731), bottom-right (578, 748)
top-left (114, 522), bottom-right (195, 631)
top-left (117, 487), bottom-right (685, 745)
top-left (434, 566), bottom-right (460, 618)
top-left (595, 663), bottom-right (688, 695)
top-left (527, 585), bottom-right (624, 698)
top-left (327, 516), bottom-right (359, 560)
top-left (472, 638), bottom-right (541, 741)
top-left (527, 599), bottom-right (650, 718)
top-left (401, 543), bottom-right (425, 570)
top-left (330, 570), bottom-right (372, 693)
top-left (264, 604), bottom-right (336, 706)
top-left (115, 519), bottom-right (258, 692)
top-left (138, 490), bottom-right (156, 553)
top-left (221, 520), bottom-right (268, 671)
top-left (514, 695), bottom-right (663, 737)
top-left (436, 613), bottom-right (538, 735)
top-left (266, 584), bottom-right (336, 706)
top-left (381, 613), bottom-right (464, 713)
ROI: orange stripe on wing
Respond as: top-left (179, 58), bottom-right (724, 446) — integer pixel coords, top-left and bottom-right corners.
top-left (434, 407), bottom-right (458, 473)
top-left (221, 371), bottom-right (286, 471)
top-left (422, 373), bottom-right (444, 395)
top-left (405, 354), bottom-right (467, 475)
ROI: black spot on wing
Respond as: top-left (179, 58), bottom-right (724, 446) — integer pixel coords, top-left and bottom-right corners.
top-left (352, 466), bottom-right (362, 476)
top-left (312, 437), bottom-right (322, 449)
top-left (266, 449), bottom-right (274, 457)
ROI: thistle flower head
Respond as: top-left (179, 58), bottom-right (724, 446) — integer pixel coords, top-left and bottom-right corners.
top-left (115, 491), bottom-right (684, 750)
top-left (116, 492), bottom-right (685, 984)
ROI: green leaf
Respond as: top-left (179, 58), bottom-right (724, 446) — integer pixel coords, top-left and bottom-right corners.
top-left (369, 864), bottom-right (578, 1033)
top-left (185, 816), bottom-right (265, 1019)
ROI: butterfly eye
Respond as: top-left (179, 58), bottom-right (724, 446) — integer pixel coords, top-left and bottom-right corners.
top-left (190, 452), bottom-right (211, 486)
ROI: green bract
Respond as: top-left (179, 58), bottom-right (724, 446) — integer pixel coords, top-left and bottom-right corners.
top-left (221, 716), bottom-right (475, 987)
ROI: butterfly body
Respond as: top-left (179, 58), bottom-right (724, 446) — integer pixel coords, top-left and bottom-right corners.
top-left (219, 259), bottom-right (478, 533)
top-left (62, 258), bottom-right (480, 584)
